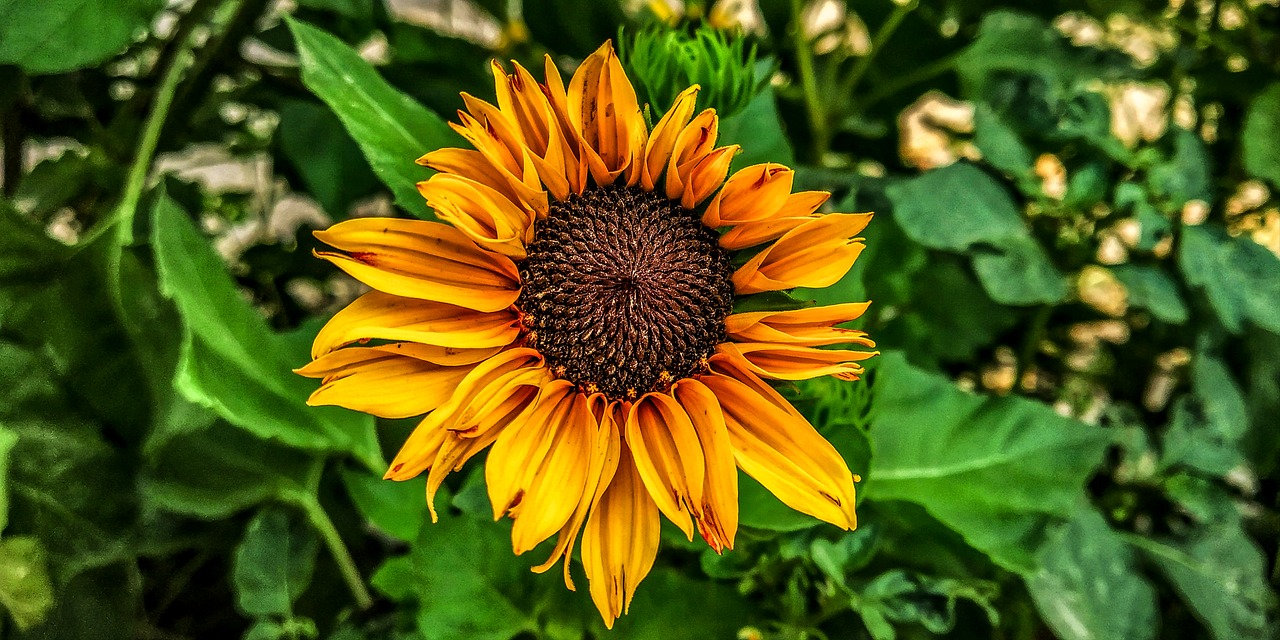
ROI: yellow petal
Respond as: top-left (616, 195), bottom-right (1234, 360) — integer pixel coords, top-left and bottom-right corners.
top-left (698, 367), bottom-right (858, 529)
top-left (624, 392), bottom-right (706, 540)
top-left (417, 148), bottom-right (534, 218)
top-left (641, 85), bottom-right (700, 190)
top-left (717, 191), bottom-right (831, 249)
top-left (295, 344), bottom-right (476, 419)
top-left (581, 442), bottom-right (660, 629)
top-left (533, 396), bottom-right (623, 589)
top-left (314, 218), bottom-right (520, 312)
top-left (702, 163), bottom-right (795, 227)
top-left (451, 104), bottom-right (549, 216)
top-left (417, 174), bottom-right (533, 258)
top-left (731, 213), bottom-right (872, 294)
top-left (311, 291), bottom-right (519, 358)
top-left (725, 302), bottom-right (875, 347)
top-left (671, 379), bottom-right (738, 553)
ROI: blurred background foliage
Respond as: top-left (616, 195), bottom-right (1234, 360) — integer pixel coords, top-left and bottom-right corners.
top-left (0, 0), bottom-right (1278, 638)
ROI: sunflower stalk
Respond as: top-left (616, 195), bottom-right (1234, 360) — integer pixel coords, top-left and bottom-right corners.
top-left (282, 489), bottom-right (374, 610)
top-left (789, 0), bottom-right (828, 163)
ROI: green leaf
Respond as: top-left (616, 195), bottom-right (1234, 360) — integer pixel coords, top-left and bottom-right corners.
top-left (340, 468), bottom-right (428, 543)
top-left (719, 80), bottom-right (796, 171)
top-left (604, 568), bottom-right (755, 638)
top-left (956, 11), bottom-right (1082, 95)
top-left (1128, 522), bottom-right (1276, 640)
top-left (233, 507), bottom-right (320, 618)
top-left (151, 194), bottom-right (381, 469)
top-left (372, 514), bottom-right (537, 640)
top-left (1178, 225), bottom-right (1280, 334)
top-left (1161, 353), bottom-right (1249, 476)
top-left (1027, 509), bottom-right (1157, 640)
top-left (885, 162), bottom-right (1030, 252)
top-left (141, 422), bottom-right (321, 520)
top-left (867, 352), bottom-right (1109, 573)
top-left (1241, 83), bottom-right (1280, 189)
top-left (1148, 128), bottom-right (1212, 207)
top-left (288, 18), bottom-right (459, 218)
top-left (1112, 264), bottom-right (1188, 324)
top-left (970, 236), bottom-right (1069, 305)
top-left (0, 0), bottom-right (162, 74)
top-left (0, 536), bottom-right (55, 630)
top-left (277, 99), bottom-right (381, 216)
top-left (973, 104), bottom-right (1034, 180)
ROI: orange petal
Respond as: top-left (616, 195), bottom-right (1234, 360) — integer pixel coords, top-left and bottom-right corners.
top-left (624, 392), bottom-right (706, 540)
top-left (724, 302), bottom-right (874, 347)
top-left (533, 395), bottom-right (623, 589)
top-left (718, 191), bottom-right (831, 250)
top-left (581, 441), bottom-right (660, 629)
top-left (671, 379), bottom-right (738, 553)
top-left (314, 218), bottom-right (520, 312)
top-left (641, 85), bottom-right (700, 190)
top-left (680, 145), bottom-right (738, 209)
top-left (451, 104), bottom-right (549, 216)
top-left (417, 147), bottom-right (533, 216)
top-left (731, 213), bottom-right (872, 294)
top-left (698, 369), bottom-right (858, 530)
top-left (717, 342), bottom-right (877, 381)
top-left (295, 344), bottom-right (476, 419)
top-left (311, 291), bottom-right (520, 358)
top-left (417, 174), bottom-right (534, 258)
top-left (702, 163), bottom-right (795, 227)
top-left (567, 41), bottom-right (647, 186)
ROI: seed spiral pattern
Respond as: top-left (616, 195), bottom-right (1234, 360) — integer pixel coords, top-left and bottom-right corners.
top-left (517, 185), bottom-right (734, 399)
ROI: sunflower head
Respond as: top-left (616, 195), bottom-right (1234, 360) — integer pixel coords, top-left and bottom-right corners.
top-left (296, 40), bottom-right (876, 627)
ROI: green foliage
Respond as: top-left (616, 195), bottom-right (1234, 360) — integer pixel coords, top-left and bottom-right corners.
top-left (1, 0), bottom-right (1277, 638)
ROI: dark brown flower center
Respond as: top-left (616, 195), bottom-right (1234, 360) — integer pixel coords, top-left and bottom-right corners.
top-left (517, 185), bottom-right (734, 399)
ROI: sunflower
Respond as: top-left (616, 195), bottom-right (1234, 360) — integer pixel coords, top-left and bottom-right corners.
top-left (296, 41), bottom-right (876, 626)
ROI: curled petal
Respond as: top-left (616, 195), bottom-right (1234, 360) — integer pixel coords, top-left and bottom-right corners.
top-left (313, 218), bottom-right (520, 312)
top-left (731, 213), bottom-right (872, 294)
top-left (295, 344), bottom-right (476, 419)
top-left (493, 60), bottom-right (578, 201)
top-left (568, 41), bottom-right (648, 186)
top-left (311, 291), bottom-right (519, 358)
top-left (581, 442), bottom-right (660, 629)
top-left (641, 85), bottom-right (700, 190)
top-left (416, 148), bottom-right (535, 217)
top-left (533, 396), bottom-right (622, 589)
top-left (664, 109), bottom-right (719, 203)
top-left (717, 342), bottom-right (877, 381)
top-left (671, 379), bottom-right (738, 553)
top-left (625, 393), bottom-right (707, 540)
top-left (417, 174), bottom-right (534, 258)
top-left (702, 163), bottom-right (795, 227)
top-left (725, 302), bottom-right (874, 347)
top-left (681, 145), bottom-right (738, 209)
top-left (698, 366), bottom-right (858, 530)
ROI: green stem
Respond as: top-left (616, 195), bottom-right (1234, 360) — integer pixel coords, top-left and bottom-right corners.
top-left (855, 49), bottom-right (960, 110)
top-left (289, 492), bottom-right (374, 610)
top-left (842, 0), bottom-right (916, 99)
top-left (1015, 304), bottom-right (1052, 393)
top-left (789, 0), bottom-right (828, 162)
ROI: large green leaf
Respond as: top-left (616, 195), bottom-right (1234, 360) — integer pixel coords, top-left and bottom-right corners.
top-left (0, 0), bottom-right (162, 74)
top-left (140, 422), bottom-right (321, 520)
top-left (1128, 521), bottom-right (1275, 640)
top-left (233, 507), bottom-right (320, 618)
top-left (0, 425), bottom-right (16, 533)
top-left (340, 468), bottom-right (429, 543)
top-left (1178, 225), bottom-right (1280, 334)
top-left (970, 236), bottom-right (1069, 305)
top-left (866, 352), bottom-right (1109, 573)
top-left (151, 194), bottom-right (381, 469)
top-left (276, 99), bottom-right (381, 216)
top-left (719, 83), bottom-right (796, 171)
top-left (1241, 83), bottom-right (1280, 189)
top-left (288, 18), bottom-right (459, 218)
top-left (1027, 509), bottom-right (1158, 640)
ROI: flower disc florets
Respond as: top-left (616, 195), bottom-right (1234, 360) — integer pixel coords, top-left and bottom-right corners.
top-left (517, 185), bottom-right (734, 399)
